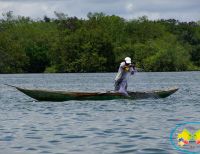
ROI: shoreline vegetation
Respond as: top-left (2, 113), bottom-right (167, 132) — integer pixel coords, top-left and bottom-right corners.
top-left (0, 11), bottom-right (200, 73)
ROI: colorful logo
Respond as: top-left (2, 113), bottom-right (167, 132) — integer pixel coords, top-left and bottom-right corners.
top-left (177, 129), bottom-right (200, 147)
top-left (170, 122), bottom-right (200, 153)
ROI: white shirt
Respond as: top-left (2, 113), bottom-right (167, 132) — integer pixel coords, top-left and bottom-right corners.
top-left (115, 62), bottom-right (135, 81)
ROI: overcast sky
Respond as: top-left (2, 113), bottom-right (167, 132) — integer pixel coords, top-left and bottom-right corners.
top-left (0, 0), bottom-right (199, 21)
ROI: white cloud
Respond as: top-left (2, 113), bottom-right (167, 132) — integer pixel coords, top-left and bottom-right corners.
top-left (0, 0), bottom-right (199, 21)
top-left (126, 3), bottom-right (134, 12)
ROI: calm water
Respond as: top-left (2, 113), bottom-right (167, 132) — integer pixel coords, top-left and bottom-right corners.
top-left (0, 72), bottom-right (200, 154)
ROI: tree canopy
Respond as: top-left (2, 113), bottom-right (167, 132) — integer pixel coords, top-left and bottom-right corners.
top-left (0, 11), bottom-right (199, 73)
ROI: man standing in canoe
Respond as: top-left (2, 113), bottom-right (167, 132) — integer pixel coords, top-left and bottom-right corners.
top-left (114, 57), bottom-right (136, 96)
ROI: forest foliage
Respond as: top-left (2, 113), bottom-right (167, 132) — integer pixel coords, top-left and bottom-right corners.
top-left (0, 11), bottom-right (200, 73)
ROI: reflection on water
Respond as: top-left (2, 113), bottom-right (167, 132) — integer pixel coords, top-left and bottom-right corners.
top-left (0, 72), bottom-right (200, 154)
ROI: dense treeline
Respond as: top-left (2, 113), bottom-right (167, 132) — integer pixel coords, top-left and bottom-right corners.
top-left (0, 11), bottom-right (200, 73)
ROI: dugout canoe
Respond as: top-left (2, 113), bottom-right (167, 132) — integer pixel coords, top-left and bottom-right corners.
top-left (5, 84), bottom-right (178, 101)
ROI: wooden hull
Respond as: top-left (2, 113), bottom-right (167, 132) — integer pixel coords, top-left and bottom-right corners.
top-left (7, 85), bottom-right (178, 101)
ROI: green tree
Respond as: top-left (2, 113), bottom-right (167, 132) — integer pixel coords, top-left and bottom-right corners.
top-left (143, 34), bottom-right (192, 71)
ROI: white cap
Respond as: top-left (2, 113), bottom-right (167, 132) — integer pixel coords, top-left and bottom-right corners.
top-left (125, 57), bottom-right (131, 64)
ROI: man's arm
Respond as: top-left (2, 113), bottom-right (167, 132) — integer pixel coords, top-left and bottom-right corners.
top-left (115, 62), bottom-right (125, 81)
top-left (130, 64), bottom-right (136, 75)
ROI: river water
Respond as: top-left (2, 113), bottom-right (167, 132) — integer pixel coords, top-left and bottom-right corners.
top-left (0, 72), bottom-right (199, 154)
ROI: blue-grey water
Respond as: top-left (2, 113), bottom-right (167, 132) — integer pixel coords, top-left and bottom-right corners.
top-left (0, 72), bottom-right (200, 154)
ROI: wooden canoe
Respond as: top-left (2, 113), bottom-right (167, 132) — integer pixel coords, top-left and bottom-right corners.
top-left (6, 84), bottom-right (178, 102)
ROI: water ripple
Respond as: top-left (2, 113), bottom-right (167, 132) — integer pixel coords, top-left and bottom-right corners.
top-left (0, 72), bottom-right (200, 154)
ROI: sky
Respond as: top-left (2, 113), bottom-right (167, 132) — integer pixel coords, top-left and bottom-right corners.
top-left (0, 0), bottom-right (199, 21)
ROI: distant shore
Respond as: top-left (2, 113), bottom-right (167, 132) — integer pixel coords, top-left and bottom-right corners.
top-left (0, 12), bottom-right (200, 73)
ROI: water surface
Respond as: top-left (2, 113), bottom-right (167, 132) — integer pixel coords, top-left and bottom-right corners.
top-left (0, 72), bottom-right (200, 154)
